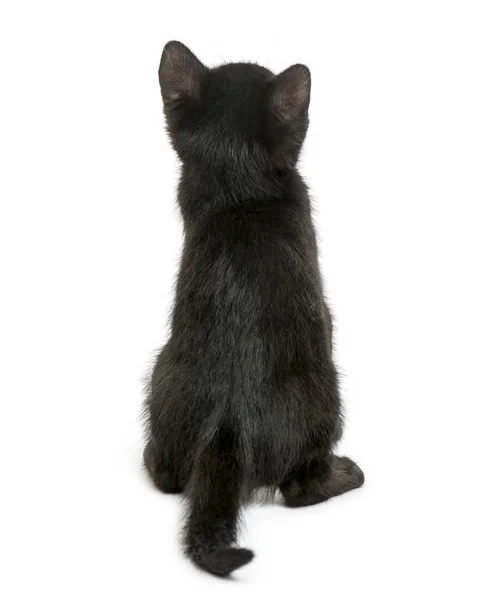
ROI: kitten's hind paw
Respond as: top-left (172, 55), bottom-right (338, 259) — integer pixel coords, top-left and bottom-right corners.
top-left (280, 454), bottom-right (364, 508)
top-left (331, 455), bottom-right (365, 491)
top-left (143, 439), bottom-right (183, 494)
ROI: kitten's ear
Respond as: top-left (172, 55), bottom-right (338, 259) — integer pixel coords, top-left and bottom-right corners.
top-left (159, 41), bottom-right (206, 104)
top-left (270, 64), bottom-right (311, 122)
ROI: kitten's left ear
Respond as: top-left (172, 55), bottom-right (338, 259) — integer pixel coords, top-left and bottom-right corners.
top-left (270, 64), bottom-right (311, 122)
top-left (159, 41), bottom-right (206, 104)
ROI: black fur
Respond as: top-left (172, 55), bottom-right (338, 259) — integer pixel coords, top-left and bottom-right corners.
top-left (143, 41), bottom-right (364, 577)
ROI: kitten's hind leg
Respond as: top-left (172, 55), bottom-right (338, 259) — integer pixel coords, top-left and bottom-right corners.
top-left (280, 454), bottom-right (364, 508)
top-left (143, 438), bottom-right (184, 494)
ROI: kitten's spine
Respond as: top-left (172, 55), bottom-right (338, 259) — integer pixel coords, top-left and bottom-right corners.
top-left (183, 426), bottom-right (254, 577)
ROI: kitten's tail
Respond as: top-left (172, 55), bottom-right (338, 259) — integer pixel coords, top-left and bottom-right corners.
top-left (183, 427), bottom-right (254, 577)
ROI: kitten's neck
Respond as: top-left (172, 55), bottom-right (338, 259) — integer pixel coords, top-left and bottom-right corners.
top-left (177, 162), bottom-right (302, 222)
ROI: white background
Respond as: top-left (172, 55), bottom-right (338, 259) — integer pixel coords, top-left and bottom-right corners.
top-left (1, 1), bottom-right (498, 598)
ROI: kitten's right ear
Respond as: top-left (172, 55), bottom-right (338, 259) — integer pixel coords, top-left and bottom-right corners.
top-left (159, 41), bottom-right (206, 105)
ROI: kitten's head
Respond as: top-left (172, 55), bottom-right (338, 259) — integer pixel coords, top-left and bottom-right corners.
top-left (158, 41), bottom-right (311, 171)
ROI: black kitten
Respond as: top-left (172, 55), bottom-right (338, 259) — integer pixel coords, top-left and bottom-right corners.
top-left (143, 41), bottom-right (364, 577)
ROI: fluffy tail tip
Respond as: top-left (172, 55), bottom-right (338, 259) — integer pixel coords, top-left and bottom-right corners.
top-left (193, 547), bottom-right (254, 577)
